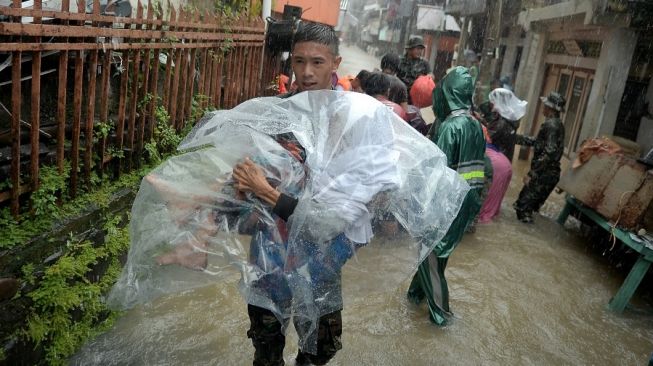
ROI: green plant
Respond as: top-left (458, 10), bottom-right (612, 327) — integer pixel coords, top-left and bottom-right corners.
top-left (138, 93), bottom-right (155, 114)
top-left (0, 179), bottom-right (12, 191)
top-left (107, 146), bottom-right (125, 159)
top-left (154, 105), bottom-right (181, 152)
top-left (94, 121), bottom-right (113, 140)
top-left (250, 0), bottom-right (262, 18)
top-left (31, 162), bottom-right (71, 217)
top-left (144, 140), bottom-right (162, 164)
top-left (191, 94), bottom-right (210, 122)
top-left (0, 162), bottom-right (145, 250)
top-left (220, 38), bottom-right (235, 54)
top-left (19, 215), bottom-right (130, 365)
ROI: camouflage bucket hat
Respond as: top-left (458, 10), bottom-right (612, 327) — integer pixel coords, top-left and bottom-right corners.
top-left (405, 36), bottom-right (425, 49)
top-left (540, 91), bottom-right (566, 112)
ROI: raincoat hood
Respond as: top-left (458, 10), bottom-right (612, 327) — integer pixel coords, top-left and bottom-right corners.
top-left (432, 66), bottom-right (474, 121)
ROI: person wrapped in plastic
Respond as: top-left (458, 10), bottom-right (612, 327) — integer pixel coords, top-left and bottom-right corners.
top-left (407, 66), bottom-right (486, 326)
top-left (478, 89), bottom-right (528, 223)
top-left (106, 23), bottom-right (469, 366)
top-left (483, 88), bottom-right (528, 162)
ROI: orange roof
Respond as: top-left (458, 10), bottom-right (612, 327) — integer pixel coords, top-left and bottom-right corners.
top-left (273, 0), bottom-right (341, 27)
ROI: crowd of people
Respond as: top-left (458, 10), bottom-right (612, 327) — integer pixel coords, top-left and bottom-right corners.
top-left (148, 23), bottom-right (567, 365)
top-left (275, 33), bottom-right (568, 333)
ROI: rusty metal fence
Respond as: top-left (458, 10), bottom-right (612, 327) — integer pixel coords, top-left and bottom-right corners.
top-left (0, 0), bottom-right (275, 215)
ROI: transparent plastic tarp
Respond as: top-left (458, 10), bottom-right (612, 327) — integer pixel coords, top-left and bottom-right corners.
top-left (489, 88), bottom-right (527, 121)
top-left (107, 90), bottom-right (469, 353)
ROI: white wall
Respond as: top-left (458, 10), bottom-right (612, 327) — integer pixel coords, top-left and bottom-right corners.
top-left (513, 30), bottom-right (548, 159)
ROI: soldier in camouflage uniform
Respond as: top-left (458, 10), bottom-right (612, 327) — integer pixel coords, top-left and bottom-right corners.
top-left (397, 36), bottom-right (431, 99)
top-left (513, 91), bottom-right (566, 223)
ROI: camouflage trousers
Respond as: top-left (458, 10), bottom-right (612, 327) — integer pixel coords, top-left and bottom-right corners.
top-left (514, 169), bottom-right (560, 216)
top-left (247, 305), bottom-right (343, 366)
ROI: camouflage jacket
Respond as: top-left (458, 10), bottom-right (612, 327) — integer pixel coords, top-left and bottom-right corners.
top-left (516, 116), bottom-right (565, 175)
top-left (397, 56), bottom-right (431, 90)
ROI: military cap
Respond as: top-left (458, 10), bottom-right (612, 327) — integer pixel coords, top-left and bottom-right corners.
top-left (405, 36), bottom-right (425, 49)
top-left (540, 91), bottom-right (566, 112)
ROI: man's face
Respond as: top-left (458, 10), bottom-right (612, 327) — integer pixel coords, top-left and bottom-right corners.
top-left (543, 105), bottom-right (557, 117)
top-left (408, 47), bottom-right (424, 59)
top-left (291, 42), bottom-right (342, 91)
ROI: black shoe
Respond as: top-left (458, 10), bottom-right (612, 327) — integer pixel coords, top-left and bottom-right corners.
top-left (516, 211), bottom-right (533, 223)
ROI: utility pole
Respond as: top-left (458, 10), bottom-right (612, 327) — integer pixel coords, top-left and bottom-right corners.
top-left (397, 0), bottom-right (415, 53)
top-left (456, 16), bottom-right (470, 66)
top-left (475, 0), bottom-right (503, 104)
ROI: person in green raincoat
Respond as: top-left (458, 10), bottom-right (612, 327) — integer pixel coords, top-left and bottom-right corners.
top-left (407, 66), bottom-right (486, 325)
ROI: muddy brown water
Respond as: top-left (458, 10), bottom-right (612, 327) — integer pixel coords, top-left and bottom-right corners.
top-left (70, 159), bottom-right (653, 365)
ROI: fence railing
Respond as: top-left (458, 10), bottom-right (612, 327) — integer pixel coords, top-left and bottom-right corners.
top-left (0, 0), bottom-right (273, 215)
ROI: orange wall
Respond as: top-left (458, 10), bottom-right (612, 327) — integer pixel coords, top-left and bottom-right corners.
top-left (273, 0), bottom-right (340, 27)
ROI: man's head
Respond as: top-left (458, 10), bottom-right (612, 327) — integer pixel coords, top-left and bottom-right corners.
top-left (388, 75), bottom-right (408, 105)
top-left (351, 70), bottom-right (371, 92)
top-left (291, 22), bottom-right (342, 92)
top-left (540, 91), bottom-right (566, 117)
top-left (380, 53), bottom-right (401, 75)
top-left (363, 72), bottom-right (390, 97)
top-left (405, 36), bottom-right (425, 59)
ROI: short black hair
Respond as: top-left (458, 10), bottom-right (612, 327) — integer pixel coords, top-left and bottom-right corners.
top-left (292, 22), bottom-right (339, 56)
top-left (363, 72), bottom-right (390, 97)
top-left (355, 70), bottom-right (371, 90)
top-left (380, 53), bottom-right (401, 74)
top-left (387, 75), bottom-right (408, 104)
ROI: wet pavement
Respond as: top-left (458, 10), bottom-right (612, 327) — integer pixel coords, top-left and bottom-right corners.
top-left (71, 46), bottom-right (653, 365)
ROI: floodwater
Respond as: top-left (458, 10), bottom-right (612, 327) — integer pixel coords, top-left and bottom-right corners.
top-left (71, 46), bottom-right (653, 365)
top-left (71, 157), bottom-right (653, 365)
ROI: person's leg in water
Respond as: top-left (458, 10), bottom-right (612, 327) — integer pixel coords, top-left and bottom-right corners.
top-left (514, 170), bottom-right (559, 223)
top-left (247, 305), bottom-right (287, 366)
top-left (529, 172), bottom-right (560, 214)
top-left (294, 311), bottom-right (343, 366)
top-left (408, 190), bottom-right (480, 325)
top-left (514, 174), bottom-right (536, 223)
top-left (408, 254), bottom-right (451, 325)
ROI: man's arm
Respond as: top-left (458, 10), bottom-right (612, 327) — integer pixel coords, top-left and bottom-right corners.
top-left (535, 121), bottom-right (562, 166)
top-left (232, 157), bottom-right (298, 221)
top-left (515, 133), bottom-right (536, 146)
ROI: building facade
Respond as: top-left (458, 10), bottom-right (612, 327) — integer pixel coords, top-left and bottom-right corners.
top-left (513, 0), bottom-right (653, 160)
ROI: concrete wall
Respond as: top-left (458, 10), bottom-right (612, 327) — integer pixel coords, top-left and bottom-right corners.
top-left (499, 26), bottom-right (523, 81)
top-left (513, 29), bottom-right (548, 159)
top-left (577, 27), bottom-right (638, 145)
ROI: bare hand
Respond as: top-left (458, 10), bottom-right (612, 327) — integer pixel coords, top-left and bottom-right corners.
top-left (233, 158), bottom-right (280, 205)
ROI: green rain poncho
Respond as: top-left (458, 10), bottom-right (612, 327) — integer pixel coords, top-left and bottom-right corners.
top-left (408, 66), bottom-right (486, 325)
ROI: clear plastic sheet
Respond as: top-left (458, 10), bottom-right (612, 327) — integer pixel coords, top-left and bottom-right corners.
top-left (488, 88), bottom-right (527, 121)
top-left (107, 90), bottom-right (469, 353)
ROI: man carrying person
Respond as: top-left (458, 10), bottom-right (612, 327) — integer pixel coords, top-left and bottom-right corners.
top-left (233, 22), bottom-right (395, 366)
top-left (407, 66), bottom-right (486, 325)
top-left (513, 91), bottom-right (566, 224)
